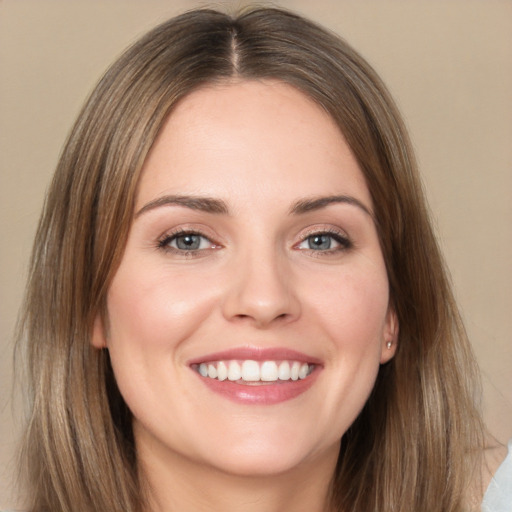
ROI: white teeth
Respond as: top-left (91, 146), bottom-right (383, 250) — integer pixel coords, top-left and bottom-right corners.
top-left (241, 360), bottom-right (260, 381)
top-left (290, 361), bottom-right (300, 381)
top-left (278, 361), bottom-right (291, 380)
top-left (196, 359), bottom-right (314, 382)
top-left (298, 363), bottom-right (309, 379)
top-left (217, 361), bottom-right (228, 381)
top-left (207, 364), bottom-right (217, 379)
top-left (261, 361), bottom-right (278, 381)
top-left (227, 361), bottom-right (241, 381)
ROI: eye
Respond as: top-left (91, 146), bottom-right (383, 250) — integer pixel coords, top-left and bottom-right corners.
top-left (296, 231), bottom-right (351, 253)
top-left (158, 230), bottom-right (218, 253)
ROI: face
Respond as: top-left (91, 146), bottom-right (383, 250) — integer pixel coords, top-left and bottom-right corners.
top-left (93, 80), bottom-right (397, 478)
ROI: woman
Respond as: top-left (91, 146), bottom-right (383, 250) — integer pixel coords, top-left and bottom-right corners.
top-left (13, 7), bottom-right (509, 512)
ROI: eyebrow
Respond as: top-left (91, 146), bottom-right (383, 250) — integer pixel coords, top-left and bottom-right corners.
top-left (135, 195), bottom-right (229, 218)
top-left (135, 193), bottom-right (372, 219)
top-left (290, 195), bottom-right (373, 218)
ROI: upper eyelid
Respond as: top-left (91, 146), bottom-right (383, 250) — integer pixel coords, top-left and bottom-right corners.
top-left (293, 226), bottom-right (353, 251)
top-left (158, 225), bottom-right (219, 242)
top-left (162, 230), bottom-right (212, 241)
top-left (295, 225), bottom-right (350, 240)
top-left (157, 228), bottom-right (218, 250)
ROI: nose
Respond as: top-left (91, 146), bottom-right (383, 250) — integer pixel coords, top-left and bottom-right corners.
top-left (221, 247), bottom-right (301, 328)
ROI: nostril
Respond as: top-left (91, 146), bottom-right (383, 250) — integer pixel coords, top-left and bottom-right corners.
top-left (231, 311), bottom-right (291, 328)
top-left (221, 267), bottom-right (301, 327)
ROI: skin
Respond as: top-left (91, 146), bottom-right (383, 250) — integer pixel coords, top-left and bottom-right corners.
top-left (93, 80), bottom-right (398, 512)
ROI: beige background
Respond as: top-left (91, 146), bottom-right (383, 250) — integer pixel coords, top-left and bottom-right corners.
top-left (1, 0), bottom-right (511, 508)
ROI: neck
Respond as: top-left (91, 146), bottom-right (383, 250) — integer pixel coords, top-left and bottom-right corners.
top-left (138, 436), bottom-right (338, 512)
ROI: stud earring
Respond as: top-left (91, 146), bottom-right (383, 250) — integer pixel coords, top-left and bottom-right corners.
top-left (386, 341), bottom-right (392, 350)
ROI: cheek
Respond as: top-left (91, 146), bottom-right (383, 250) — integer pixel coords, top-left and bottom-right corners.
top-left (301, 267), bottom-right (389, 435)
top-left (103, 263), bottom-right (218, 425)
top-left (106, 261), bottom-right (221, 353)
top-left (306, 264), bottom-right (390, 350)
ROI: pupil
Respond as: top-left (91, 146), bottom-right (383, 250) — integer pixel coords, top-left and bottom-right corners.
top-left (309, 235), bottom-right (331, 250)
top-left (177, 234), bottom-right (200, 250)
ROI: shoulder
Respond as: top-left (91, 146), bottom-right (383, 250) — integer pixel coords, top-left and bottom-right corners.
top-left (482, 439), bottom-right (512, 512)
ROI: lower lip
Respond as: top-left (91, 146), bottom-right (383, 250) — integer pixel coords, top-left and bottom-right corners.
top-left (195, 369), bottom-right (320, 405)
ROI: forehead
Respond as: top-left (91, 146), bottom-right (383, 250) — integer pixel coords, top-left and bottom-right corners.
top-left (137, 79), bottom-right (372, 210)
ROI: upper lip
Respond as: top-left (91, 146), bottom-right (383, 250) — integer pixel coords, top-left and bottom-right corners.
top-left (188, 346), bottom-right (323, 366)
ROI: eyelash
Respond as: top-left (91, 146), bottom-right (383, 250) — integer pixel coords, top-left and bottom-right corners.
top-left (157, 229), bottom-right (219, 256)
top-left (156, 228), bottom-right (352, 257)
top-left (295, 228), bottom-right (352, 256)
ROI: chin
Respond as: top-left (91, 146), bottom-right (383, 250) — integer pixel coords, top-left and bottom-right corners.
top-left (193, 427), bottom-right (340, 478)
top-left (203, 448), bottom-right (317, 478)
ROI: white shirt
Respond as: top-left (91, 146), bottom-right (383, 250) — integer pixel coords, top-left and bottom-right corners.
top-left (482, 439), bottom-right (512, 512)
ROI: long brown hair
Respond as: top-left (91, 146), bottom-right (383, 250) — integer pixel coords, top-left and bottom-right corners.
top-left (16, 7), bottom-right (484, 511)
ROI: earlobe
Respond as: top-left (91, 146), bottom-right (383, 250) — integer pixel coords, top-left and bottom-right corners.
top-left (380, 308), bottom-right (398, 364)
top-left (91, 314), bottom-right (108, 349)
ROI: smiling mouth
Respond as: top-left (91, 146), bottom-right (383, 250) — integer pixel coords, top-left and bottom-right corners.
top-left (193, 360), bottom-right (315, 384)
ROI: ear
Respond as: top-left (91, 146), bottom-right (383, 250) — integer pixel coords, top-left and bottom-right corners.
top-left (380, 307), bottom-right (398, 364)
top-left (91, 314), bottom-right (108, 349)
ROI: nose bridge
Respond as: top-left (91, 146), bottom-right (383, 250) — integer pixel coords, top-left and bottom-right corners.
top-left (222, 238), bottom-right (300, 327)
